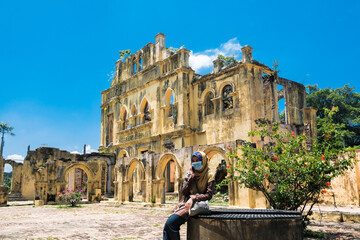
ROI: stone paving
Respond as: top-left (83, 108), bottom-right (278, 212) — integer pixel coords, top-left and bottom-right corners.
top-left (0, 202), bottom-right (359, 240)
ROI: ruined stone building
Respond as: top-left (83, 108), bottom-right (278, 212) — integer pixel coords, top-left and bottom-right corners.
top-left (1, 33), bottom-right (358, 207)
top-left (100, 33), bottom-right (318, 207)
top-left (0, 148), bottom-right (115, 204)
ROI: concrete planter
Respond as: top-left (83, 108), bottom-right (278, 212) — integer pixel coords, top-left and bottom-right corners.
top-left (187, 209), bottom-right (303, 240)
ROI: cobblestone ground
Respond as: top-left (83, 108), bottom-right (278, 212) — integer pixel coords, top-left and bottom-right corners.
top-left (0, 203), bottom-right (359, 240)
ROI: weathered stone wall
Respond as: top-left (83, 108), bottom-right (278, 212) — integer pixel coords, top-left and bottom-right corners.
top-left (321, 149), bottom-right (360, 206)
top-left (0, 185), bottom-right (8, 206)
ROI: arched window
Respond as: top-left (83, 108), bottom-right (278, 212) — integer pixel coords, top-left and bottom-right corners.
top-left (120, 107), bottom-right (128, 130)
top-left (144, 102), bottom-right (151, 122)
top-left (222, 84), bottom-right (233, 111)
top-left (165, 89), bottom-right (176, 118)
top-left (205, 92), bottom-right (214, 115)
top-left (133, 62), bottom-right (137, 74)
top-left (140, 98), bottom-right (151, 123)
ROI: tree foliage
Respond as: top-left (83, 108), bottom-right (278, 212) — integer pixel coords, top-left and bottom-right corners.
top-left (306, 84), bottom-right (360, 147)
top-left (216, 54), bottom-right (237, 67)
top-left (224, 107), bottom-right (355, 228)
top-left (0, 122), bottom-right (15, 157)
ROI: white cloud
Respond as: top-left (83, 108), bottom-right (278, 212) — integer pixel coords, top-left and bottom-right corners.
top-left (189, 38), bottom-right (243, 73)
top-left (70, 145), bottom-right (98, 154)
top-left (6, 154), bottom-right (24, 163)
top-left (86, 145), bottom-right (98, 153)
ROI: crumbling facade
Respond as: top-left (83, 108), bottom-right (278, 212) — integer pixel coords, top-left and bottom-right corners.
top-left (100, 33), bottom-right (318, 207)
top-left (0, 148), bottom-right (116, 204)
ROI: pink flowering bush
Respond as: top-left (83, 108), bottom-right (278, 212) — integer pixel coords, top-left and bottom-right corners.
top-left (58, 189), bottom-right (84, 207)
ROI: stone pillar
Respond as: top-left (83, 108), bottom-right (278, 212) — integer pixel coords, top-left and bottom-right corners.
top-left (153, 179), bottom-right (165, 204)
top-left (302, 107), bottom-right (318, 139)
top-left (241, 45), bottom-right (253, 63)
top-left (155, 33), bottom-right (166, 62)
top-left (141, 180), bottom-right (146, 202)
top-left (213, 59), bottom-right (223, 73)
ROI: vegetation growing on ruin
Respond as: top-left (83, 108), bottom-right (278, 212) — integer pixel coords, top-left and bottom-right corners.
top-left (216, 54), bottom-right (237, 66)
top-left (224, 107), bottom-right (355, 228)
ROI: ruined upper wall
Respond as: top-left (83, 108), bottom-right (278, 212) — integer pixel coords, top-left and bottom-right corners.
top-left (102, 34), bottom-right (191, 106)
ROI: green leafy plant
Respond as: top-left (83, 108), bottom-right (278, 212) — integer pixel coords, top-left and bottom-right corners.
top-left (224, 107), bottom-right (355, 228)
top-left (58, 189), bottom-right (84, 207)
top-left (151, 194), bottom-right (156, 204)
top-left (119, 49), bottom-right (131, 60)
top-left (216, 54), bottom-right (237, 67)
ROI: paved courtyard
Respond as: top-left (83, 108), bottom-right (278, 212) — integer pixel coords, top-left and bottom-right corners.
top-left (0, 203), bottom-right (185, 240)
top-left (0, 203), bottom-right (360, 240)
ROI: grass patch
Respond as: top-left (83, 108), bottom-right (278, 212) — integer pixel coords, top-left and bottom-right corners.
top-left (304, 229), bottom-right (330, 239)
top-left (152, 223), bottom-right (160, 227)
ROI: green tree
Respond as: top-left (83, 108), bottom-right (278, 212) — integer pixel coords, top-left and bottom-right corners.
top-left (306, 84), bottom-right (360, 147)
top-left (216, 54), bottom-right (237, 66)
top-left (224, 107), bottom-right (355, 228)
top-left (0, 122), bottom-right (15, 157)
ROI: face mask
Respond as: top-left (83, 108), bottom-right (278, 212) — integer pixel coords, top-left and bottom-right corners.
top-left (192, 161), bottom-right (202, 170)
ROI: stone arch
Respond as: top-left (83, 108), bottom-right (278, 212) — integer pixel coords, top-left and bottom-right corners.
top-left (125, 158), bottom-right (145, 181)
top-left (155, 153), bottom-right (182, 180)
top-left (123, 158), bottom-right (146, 202)
top-left (203, 146), bottom-right (229, 166)
top-left (62, 163), bottom-right (95, 183)
top-left (140, 97), bottom-right (151, 123)
top-left (62, 163), bottom-right (96, 201)
top-left (203, 146), bottom-right (230, 205)
top-left (117, 149), bottom-right (129, 159)
top-left (200, 88), bottom-right (216, 102)
top-left (120, 106), bottom-right (128, 130)
top-left (165, 88), bottom-right (175, 106)
top-left (219, 81), bottom-right (235, 95)
top-left (140, 97), bottom-right (150, 113)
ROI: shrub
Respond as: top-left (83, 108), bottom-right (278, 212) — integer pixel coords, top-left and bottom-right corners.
top-left (58, 189), bottom-right (84, 207)
top-left (224, 107), bottom-right (355, 228)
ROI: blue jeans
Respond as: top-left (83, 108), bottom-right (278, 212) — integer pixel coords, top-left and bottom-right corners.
top-left (163, 214), bottom-right (186, 240)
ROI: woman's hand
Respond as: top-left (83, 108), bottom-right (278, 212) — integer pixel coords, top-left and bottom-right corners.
top-left (188, 168), bottom-right (195, 181)
top-left (185, 197), bottom-right (194, 210)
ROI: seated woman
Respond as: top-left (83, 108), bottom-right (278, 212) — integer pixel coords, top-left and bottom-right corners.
top-left (163, 151), bottom-right (215, 240)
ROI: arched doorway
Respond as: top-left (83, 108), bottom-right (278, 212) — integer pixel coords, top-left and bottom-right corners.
top-left (205, 148), bottom-right (229, 206)
top-left (3, 163), bottom-right (12, 192)
top-left (64, 166), bottom-right (91, 200)
top-left (156, 154), bottom-right (182, 204)
top-left (126, 159), bottom-right (145, 202)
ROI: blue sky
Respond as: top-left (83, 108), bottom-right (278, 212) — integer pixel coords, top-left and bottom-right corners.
top-left (1, 0), bottom-right (359, 171)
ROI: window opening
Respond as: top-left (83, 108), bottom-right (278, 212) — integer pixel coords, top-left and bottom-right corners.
top-left (222, 85), bottom-right (233, 110)
top-left (205, 92), bottom-right (215, 115)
